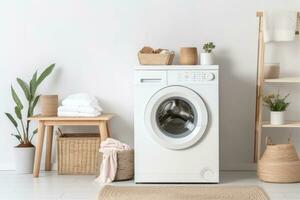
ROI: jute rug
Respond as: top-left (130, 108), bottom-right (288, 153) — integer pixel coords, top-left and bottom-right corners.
top-left (99, 185), bottom-right (269, 200)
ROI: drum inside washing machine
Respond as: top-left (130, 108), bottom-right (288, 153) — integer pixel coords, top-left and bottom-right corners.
top-left (156, 97), bottom-right (197, 138)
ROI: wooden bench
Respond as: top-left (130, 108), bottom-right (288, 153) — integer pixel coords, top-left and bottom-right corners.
top-left (28, 113), bottom-right (114, 177)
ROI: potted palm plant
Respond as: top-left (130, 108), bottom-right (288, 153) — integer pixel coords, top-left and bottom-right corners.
top-left (201, 42), bottom-right (216, 65)
top-left (5, 64), bottom-right (55, 173)
top-left (263, 92), bottom-right (290, 125)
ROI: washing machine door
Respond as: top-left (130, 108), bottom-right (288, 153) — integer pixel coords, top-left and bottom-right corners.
top-left (145, 86), bottom-right (208, 150)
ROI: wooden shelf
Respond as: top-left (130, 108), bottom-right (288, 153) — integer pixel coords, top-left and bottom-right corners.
top-left (254, 12), bottom-right (300, 162)
top-left (262, 121), bottom-right (300, 128)
top-left (264, 77), bottom-right (300, 83)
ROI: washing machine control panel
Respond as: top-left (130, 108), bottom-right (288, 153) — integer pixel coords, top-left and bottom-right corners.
top-left (173, 71), bottom-right (217, 83)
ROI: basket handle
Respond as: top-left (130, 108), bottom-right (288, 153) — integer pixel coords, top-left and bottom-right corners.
top-left (265, 136), bottom-right (272, 146)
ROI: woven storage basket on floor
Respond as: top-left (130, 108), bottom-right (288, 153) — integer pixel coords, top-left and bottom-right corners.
top-left (96, 150), bottom-right (134, 181)
top-left (57, 133), bottom-right (100, 175)
top-left (257, 137), bottom-right (300, 183)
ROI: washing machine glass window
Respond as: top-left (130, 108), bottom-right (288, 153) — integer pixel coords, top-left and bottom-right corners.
top-left (156, 97), bottom-right (197, 138)
top-left (145, 86), bottom-right (208, 150)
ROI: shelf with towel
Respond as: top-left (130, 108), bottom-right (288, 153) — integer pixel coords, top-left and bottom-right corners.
top-left (264, 77), bottom-right (300, 83)
top-left (256, 11), bottom-right (300, 35)
top-left (262, 121), bottom-right (300, 128)
top-left (254, 11), bottom-right (300, 162)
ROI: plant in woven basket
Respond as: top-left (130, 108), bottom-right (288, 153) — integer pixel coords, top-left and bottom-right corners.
top-left (263, 92), bottom-right (290, 111)
top-left (5, 64), bottom-right (55, 147)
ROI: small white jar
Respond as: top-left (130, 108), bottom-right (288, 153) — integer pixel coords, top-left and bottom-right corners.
top-left (200, 53), bottom-right (213, 65)
top-left (270, 111), bottom-right (285, 125)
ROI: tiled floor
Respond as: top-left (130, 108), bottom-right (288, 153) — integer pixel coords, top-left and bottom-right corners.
top-left (0, 171), bottom-right (299, 200)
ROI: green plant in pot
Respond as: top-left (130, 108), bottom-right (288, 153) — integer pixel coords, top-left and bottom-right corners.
top-left (263, 92), bottom-right (290, 125)
top-left (201, 42), bottom-right (216, 65)
top-left (5, 64), bottom-right (55, 173)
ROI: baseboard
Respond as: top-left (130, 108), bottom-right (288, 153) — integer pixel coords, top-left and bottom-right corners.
top-left (0, 163), bottom-right (15, 170)
top-left (221, 163), bottom-right (256, 171)
top-left (0, 162), bottom-right (256, 171)
top-left (0, 162), bottom-right (58, 171)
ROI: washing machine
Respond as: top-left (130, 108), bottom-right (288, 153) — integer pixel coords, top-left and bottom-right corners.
top-left (134, 65), bottom-right (219, 183)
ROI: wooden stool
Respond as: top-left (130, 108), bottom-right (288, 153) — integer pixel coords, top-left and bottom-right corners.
top-left (28, 113), bottom-right (114, 177)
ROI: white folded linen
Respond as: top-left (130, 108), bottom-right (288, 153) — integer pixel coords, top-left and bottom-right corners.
top-left (263, 11), bottom-right (297, 42)
top-left (62, 93), bottom-right (100, 107)
top-left (57, 111), bottom-right (101, 117)
top-left (58, 105), bottom-right (102, 114)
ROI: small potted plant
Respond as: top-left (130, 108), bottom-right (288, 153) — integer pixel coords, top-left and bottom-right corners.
top-left (201, 42), bottom-right (215, 65)
top-left (5, 64), bottom-right (55, 173)
top-left (263, 92), bottom-right (290, 125)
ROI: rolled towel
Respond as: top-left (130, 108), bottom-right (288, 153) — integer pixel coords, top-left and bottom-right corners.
top-left (58, 105), bottom-right (102, 114)
top-left (62, 93), bottom-right (100, 107)
top-left (57, 111), bottom-right (101, 117)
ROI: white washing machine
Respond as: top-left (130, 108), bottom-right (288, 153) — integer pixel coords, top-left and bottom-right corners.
top-left (134, 65), bottom-right (219, 183)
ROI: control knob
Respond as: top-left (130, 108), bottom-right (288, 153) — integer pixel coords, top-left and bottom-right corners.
top-left (204, 73), bottom-right (215, 81)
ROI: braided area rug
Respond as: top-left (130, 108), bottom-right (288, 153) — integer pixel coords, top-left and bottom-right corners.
top-left (99, 185), bottom-right (268, 200)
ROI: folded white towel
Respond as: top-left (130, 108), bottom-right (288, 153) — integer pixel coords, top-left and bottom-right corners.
top-left (58, 105), bottom-right (102, 114)
top-left (62, 93), bottom-right (100, 107)
top-left (57, 111), bottom-right (101, 117)
top-left (263, 11), bottom-right (297, 43)
top-left (95, 138), bottom-right (131, 184)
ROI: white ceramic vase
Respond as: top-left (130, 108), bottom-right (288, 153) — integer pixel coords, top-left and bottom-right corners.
top-left (200, 53), bottom-right (213, 65)
top-left (14, 147), bottom-right (35, 174)
top-left (270, 111), bottom-right (285, 125)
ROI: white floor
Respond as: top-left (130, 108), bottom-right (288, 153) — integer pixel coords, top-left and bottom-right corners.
top-left (0, 171), bottom-right (299, 200)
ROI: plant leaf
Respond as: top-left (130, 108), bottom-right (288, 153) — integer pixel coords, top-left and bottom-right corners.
top-left (5, 113), bottom-right (18, 128)
top-left (11, 134), bottom-right (21, 142)
top-left (29, 95), bottom-right (40, 116)
top-left (37, 64), bottom-right (55, 86)
top-left (17, 78), bottom-right (31, 101)
top-left (14, 106), bottom-right (22, 120)
top-left (30, 71), bottom-right (37, 97)
top-left (33, 128), bottom-right (38, 134)
top-left (11, 86), bottom-right (23, 110)
top-left (29, 129), bottom-right (38, 142)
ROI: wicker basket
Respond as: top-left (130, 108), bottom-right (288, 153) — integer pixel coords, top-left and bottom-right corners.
top-left (57, 133), bottom-right (100, 175)
top-left (96, 150), bottom-right (134, 181)
top-left (257, 137), bottom-right (300, 183)
top-left (138, 52), bottom-right (174, 65)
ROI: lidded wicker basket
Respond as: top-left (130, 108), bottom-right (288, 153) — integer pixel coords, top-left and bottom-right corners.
top-left (257, 136), bottom-right (300, 183)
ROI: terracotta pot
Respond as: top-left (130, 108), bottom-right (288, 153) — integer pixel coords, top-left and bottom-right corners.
top-left (179, 47), bottom-right (198, 65)
top-left (40, 95), bottom-right (58, 116)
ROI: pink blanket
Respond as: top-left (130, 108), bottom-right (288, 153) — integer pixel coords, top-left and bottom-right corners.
top-left (95, 138), bottom-right (131, 183)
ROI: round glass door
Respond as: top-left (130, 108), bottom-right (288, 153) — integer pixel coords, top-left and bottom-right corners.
top-left (145, 86), bottom-right (208, 150)
top-left (156, 97), bottom-right (197, 138)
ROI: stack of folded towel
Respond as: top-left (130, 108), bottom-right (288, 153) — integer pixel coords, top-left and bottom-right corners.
top-left (58, 93), bottom-right (103, 117)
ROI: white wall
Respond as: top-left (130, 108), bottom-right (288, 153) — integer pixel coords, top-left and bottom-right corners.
top-left (0, 0), bottom-right (300, 170)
